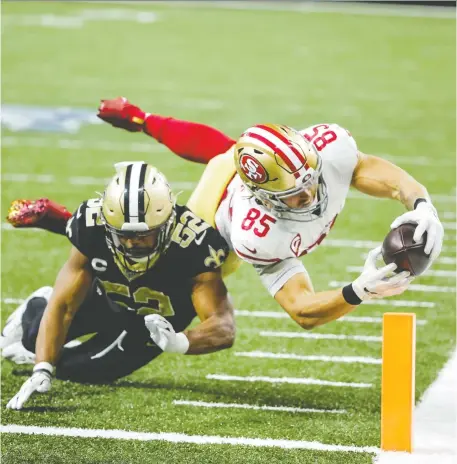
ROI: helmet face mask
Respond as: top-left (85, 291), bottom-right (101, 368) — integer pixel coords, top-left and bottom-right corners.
top-left (235, 124), bottom-right (328, 222)
top-left (101, 162), bottom-right (176, 275)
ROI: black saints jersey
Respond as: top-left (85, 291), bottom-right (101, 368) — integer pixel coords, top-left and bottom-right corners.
top-left (66, 199), bottom-right (229, 333)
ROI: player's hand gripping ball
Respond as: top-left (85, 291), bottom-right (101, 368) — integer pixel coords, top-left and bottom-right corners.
top-left (382, 223), bottom-right (430, 276)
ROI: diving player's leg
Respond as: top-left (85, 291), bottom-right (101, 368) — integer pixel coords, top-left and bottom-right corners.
top-left (0, 286), bottom-right (53, 364)
top-left (186, 151), bottom-right (236, 227)
top-left (6, 198), bottom-right (72, 235)
top-left (97, 97), bottom-right (236, 164)
top-left (55, 330), bottom-right (163, 383)
top-left (20, 281), bottom-right (112, 354)
top-left (186, 151), bottom-right (242, 277)
top-left (143, 114), bottom-right (236, 164)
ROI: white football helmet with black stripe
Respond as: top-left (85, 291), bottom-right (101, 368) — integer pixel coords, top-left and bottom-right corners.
top-left (101, 162), bottom-right (176, 274)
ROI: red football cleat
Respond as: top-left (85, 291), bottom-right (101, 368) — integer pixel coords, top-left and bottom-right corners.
top-left (6, 198), bottom-right (72, 236)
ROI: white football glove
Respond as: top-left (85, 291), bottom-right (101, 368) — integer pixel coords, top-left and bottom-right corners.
top-left (6, 362), bottom-right (53, 410)
top-left (144, 314), bottom-right (189, 354)
top-left (351, 246), bottom-right (413, 301)
top-left (391, 201), bottom-right (443, 263)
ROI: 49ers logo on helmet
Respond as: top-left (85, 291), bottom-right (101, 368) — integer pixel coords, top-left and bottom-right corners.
top-left (240, 154), bottom-right (268, 184)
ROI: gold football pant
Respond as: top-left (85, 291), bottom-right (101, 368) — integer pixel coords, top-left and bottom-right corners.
top-left (186, 151), bottom-right (241, 278)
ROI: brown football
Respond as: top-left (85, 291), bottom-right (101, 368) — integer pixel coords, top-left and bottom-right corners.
top-left (382, 223), bottom-right (430, 276)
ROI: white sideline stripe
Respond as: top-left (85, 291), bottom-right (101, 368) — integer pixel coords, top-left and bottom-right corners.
top-left (173, 400), bottom-right (346, 415)
top-left (0, 424), bottom-right (379, 454)
top-left (235, 351), bottom-right (381, 365)
top-left (234, 310), bottom-right (427, 326)
top-left (443, 222), bottom-right (456, 230)
top-left (151, 1), bottom-right (456, 19)
top-left (329, 281), bottom-right (456, 293)
top-left (346, 266), bottom-right (456, 278)
top-left (260, 331), bottom-right (381, 342)
top-left (374, 350), bottom-right (457, 463)
top-left (443, 212), bottom-right (456, 220)
top-left (206, 374), bottom-right (372, 389)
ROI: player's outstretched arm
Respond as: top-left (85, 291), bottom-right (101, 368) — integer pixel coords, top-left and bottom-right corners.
top-left (351, 152), bottom-right (444, 263)
top-left (275, 248), bottom-right (412, 330)
top-left (97, 97), bottom-right (235, 164)
top-left (7, 247), bottom-right (92, 410)
top-left (185, 271), bottom-right (235, 354)
top-left (351, 152), bottom-right (430, 209)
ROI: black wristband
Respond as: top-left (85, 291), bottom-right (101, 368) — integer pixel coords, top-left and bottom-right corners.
top-left (414, 198), bottom-right (428, 210)
top-left (342, 284), bottom-right (362, 305)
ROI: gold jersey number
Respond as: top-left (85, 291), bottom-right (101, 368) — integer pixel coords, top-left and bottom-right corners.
top-left (99, 280), bottom-right (175, 316)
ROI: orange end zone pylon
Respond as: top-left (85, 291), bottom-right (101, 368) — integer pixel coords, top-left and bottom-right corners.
top-left (381, 312), bottom-right (416, 452)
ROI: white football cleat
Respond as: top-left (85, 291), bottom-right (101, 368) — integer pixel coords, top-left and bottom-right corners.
top-left (1, 341), bottom-right (35, 364)
top-left (0, 286), bottom-right (53, 350)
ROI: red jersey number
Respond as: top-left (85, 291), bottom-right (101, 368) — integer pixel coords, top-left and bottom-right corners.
top-left (241, 208), bottom-right (276, 238)
top-left (302, 124), bottom-right (337, 152)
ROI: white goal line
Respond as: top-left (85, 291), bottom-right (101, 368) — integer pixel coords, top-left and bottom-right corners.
top-left (0, 424), bottom-right (380, 453)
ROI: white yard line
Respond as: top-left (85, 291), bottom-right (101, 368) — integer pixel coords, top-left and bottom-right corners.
top-left (259, 331), bottom-right (382, 342)
top-left (442, 212), bottom-right (456, 220)
top-left (442, 222), bottom-right (456, 230)
top-left (0, 424), bottom-right (379, 453)
top-left (329, 281), bottom-right (455, 293)
top-left (435, 257), bottom-right (456, 265)
top-left (324, 239), bottom-right (453, 252)
top-left (1, 173), bottom-right (195, 190)
top-left (360, 254), bottom-right (456, 266)
top-left (363, 299), bottom-right (435, 308)
top-left (346, 190), bottom-right (456, 204)
top-left (346, 266), bottom-right (456, 278)
top-left (2, 136), bottom-right (162, 153)
top-left (0, 301), bottom-right (427, 325)
top-left (2, 298), bottom-right (25, 305)
top-left (172, 400), bottom-right (346, 415)
top-left (1, 224), bottom-right (45, 232)
top-left (340, 316), bottom-right (426, 326)
top-left (206, 374), bottom-right (372, 389)
top-left (234, 310), bottom-right (427, 326)
top-left (235, 310), bottom-right (289, 319)
top-left (374, 350), bottom-right (457, 463)
top-left (3, 169), bottom-right (454, 203)
top-left (234, 351), bottom-right (381, 365)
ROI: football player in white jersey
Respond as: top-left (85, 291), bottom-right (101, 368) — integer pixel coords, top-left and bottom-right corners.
top-left (7, 98), bottom-right (444, 331)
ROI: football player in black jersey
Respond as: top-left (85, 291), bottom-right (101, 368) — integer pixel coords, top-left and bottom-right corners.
top-left (4, 162), bottom-right (235, 410)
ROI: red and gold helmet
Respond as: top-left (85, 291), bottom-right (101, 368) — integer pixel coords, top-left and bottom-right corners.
top-left (234, 124), bottom-right (328, 221)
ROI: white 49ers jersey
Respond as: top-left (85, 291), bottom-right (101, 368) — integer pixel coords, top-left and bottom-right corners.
top-left (215, 123), bottom-right (359, 296)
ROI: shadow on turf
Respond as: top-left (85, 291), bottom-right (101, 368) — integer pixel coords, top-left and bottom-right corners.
top-left (5, 405), bottom-right (80, 413)
top-left (113, 378), bottom-right (347, 411)
top-left (9, 369), bottom-right (372, 412)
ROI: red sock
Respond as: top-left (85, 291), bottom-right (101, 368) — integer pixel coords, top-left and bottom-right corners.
top-left (143, 115), bottom-right (236, 164)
